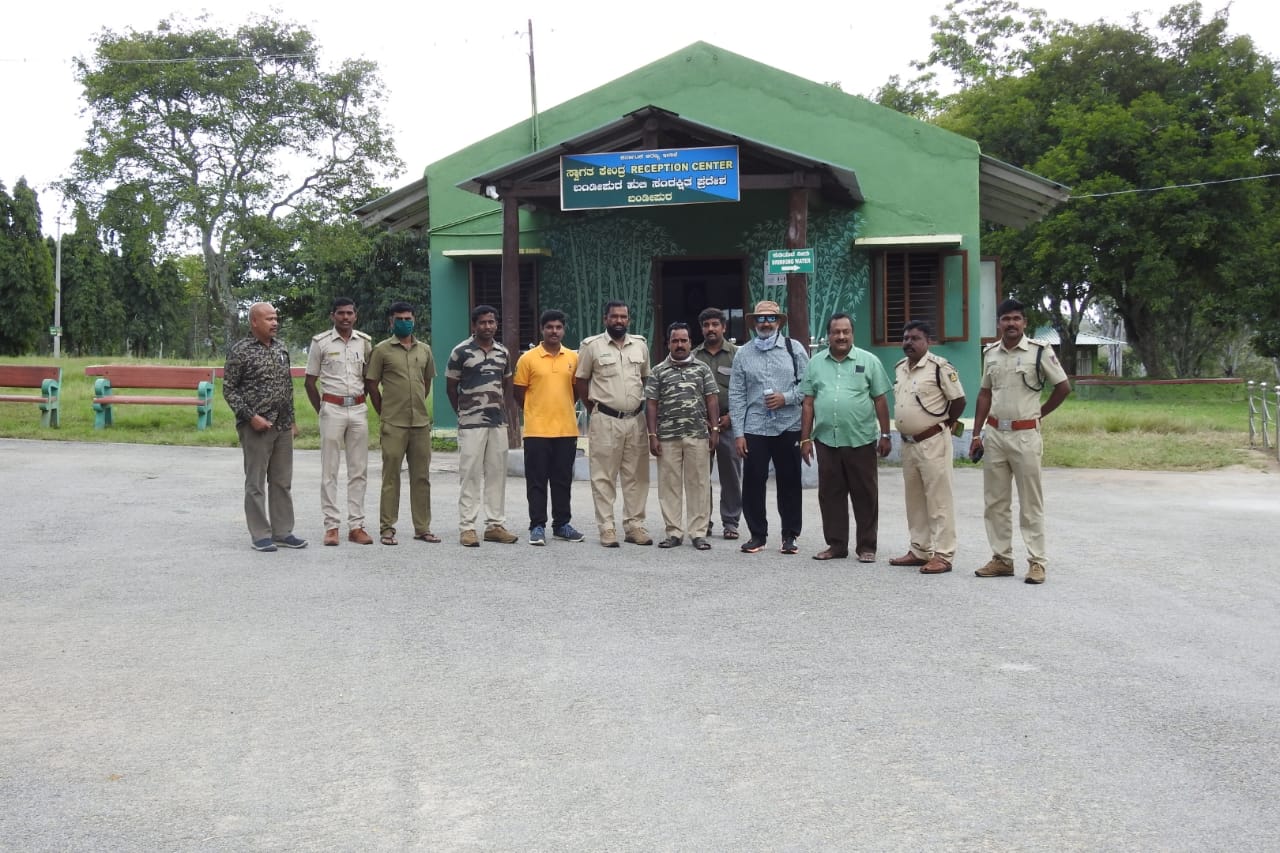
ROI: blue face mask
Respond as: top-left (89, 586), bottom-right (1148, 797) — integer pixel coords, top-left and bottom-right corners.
top-left (393, 318), bottom-right (415, 338)
top-left (753, 330), bottom-right (779, 351)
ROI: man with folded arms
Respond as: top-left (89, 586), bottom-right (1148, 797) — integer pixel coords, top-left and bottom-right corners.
top-left (888, 320), bottom-right (966, 574)
top-left (969, 298), bottom-right (1071, 584)
top-left (305, 297), bottom-right (374, 546)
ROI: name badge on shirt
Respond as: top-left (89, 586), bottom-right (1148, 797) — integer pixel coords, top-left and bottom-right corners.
top-left (855, 364), bottom-right (865, 373)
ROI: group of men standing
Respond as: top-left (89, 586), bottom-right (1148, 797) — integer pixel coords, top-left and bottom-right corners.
top-left (222, 294), bottom-right (1070, 584)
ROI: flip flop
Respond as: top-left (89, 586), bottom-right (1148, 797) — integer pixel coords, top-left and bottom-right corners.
top-left (413, 531), bottom-right (441, 543)
top-left (380, 530), bottom-right (398, 546)
top-left (723, 529), bottom-right (739, 540)
top-left (857, 552), bottom-right (876, 563)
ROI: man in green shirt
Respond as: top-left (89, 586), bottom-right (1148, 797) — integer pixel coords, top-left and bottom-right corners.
top-left (365, 301), bottom-right (438, 546)
top-left (799, 313), bottom-right (891, 562)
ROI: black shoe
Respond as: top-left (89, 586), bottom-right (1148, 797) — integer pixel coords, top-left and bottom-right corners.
top-left (780, 536), bottom-right (798, 555)
top-left (740, 536), bottom-right (767, 554)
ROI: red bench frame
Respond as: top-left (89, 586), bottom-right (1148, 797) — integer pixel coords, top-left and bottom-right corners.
top-left (0, 365), bottom-right (61, 427)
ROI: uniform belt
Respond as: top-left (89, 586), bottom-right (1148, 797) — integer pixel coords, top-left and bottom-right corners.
top-left (986, 415), bottom-right (1039, 431)
top-left (322, 393), bottom-right (366, 407)
top-left (903, 424), bottom-right (944, 444)
top-left (595, 403), bottom-right (642, 418)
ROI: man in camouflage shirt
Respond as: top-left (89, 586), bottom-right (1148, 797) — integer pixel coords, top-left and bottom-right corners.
top-left (223, 301), bottom-right (306, 552)
top-left (644, 322), bottom-right (720, 550)
top-left (445, 305), bottom-right (518, 547)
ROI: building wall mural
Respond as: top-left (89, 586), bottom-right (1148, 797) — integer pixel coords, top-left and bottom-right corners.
top-left (540, 213), bottom-right (685, 346)
top-left (738, 209), bottom-right (867, 346)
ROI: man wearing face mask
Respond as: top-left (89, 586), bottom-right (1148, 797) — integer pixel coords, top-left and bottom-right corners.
top-left (575, 301), bottom-right (652, 548)
top-left (727, 300), bottom-right (809, 556)
top-left (365, 301), bottom-right (438, 546)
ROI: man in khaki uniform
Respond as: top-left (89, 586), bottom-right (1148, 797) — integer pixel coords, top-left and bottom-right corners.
top-left (889, 320), bottom-right (966, 574)
top-left (575, 300), bottom-right (652, 548)
top-left (969, 298), bottom-right (1072, 584)
top-left (365, 300), bottom-right (438, 546)
top-left (305, 297), bottom-right (374, 546)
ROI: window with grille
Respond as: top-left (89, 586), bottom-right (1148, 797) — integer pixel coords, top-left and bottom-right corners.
top-left (470, 261), bottom-right (538, 349)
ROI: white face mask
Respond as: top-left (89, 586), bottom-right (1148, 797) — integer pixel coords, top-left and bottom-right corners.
top-left (753, 330), bottom-right (779, 351)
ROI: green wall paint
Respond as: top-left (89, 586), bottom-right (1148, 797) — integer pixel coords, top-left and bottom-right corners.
top-left (424, 42), bottom-right (989, 428)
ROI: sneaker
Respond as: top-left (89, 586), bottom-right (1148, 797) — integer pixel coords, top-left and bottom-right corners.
top-left (460, 529), bottom-right (480, 547)
top-left (529, 526), bottom-right (546, 546)
top-left (1025, 562), bottom-right (1046, 584)
top-left (273, 534), bottom-right (308, 549)
top-left (553, 523), bottom-right (585, 542)
top-left (600, 528), bottom-right (620, 548)
top-left (483, 525), bottom-right (519, 544)
top-left (624, 527), bottom-right (653, 546)
top-left (975, 557), bottom-right (1015, 577)
top-left (780, 536), bottom-right (798, 555)
top-left (740, 536), bottom-right (767, 554)
top-left (251, 538), bottom-right (277, 552)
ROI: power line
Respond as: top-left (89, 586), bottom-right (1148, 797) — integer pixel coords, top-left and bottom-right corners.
top-left (1072, 172), bottom-right (1280, 199)
top-left (104, 53), bottom-right (314, 65)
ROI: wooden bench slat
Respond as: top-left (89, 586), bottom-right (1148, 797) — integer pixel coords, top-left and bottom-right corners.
top-left (93, 396), bottom-right (210, 406)
top-left (0, 366), bottom-right (61, 385)
top-left (0, 394), bottom-right (53, 403)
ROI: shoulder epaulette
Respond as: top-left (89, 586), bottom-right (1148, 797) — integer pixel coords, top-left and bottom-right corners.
top-left (894, 355), bottom-right (909, 367)
top-left (353, 330), bottom-right (372, 341)
top-left (311, 329), bottom-right (331, 342)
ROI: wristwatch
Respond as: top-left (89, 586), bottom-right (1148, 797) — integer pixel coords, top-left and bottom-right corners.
top-left (880, 433), bottom-right (890, 439)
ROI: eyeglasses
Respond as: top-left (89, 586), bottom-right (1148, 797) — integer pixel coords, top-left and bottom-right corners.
top-left (754, 315), bottom-right (778, 323)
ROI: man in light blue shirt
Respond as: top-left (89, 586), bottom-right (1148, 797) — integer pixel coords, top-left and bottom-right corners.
top-left (727, 300), bottom-right (809, 556)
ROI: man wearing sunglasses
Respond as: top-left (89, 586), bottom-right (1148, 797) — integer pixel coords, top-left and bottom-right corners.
top-left (727, 300), bottom-right (809, 555)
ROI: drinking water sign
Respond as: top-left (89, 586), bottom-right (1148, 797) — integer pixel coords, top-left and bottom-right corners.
top-left (560, 146), bottom-right (741, 211)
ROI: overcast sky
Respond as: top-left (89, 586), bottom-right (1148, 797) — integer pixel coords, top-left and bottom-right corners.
top-left (4, 0), bottom-right (1275, 234)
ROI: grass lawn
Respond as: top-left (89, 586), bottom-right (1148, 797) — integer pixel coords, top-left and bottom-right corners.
top-left (0, 354), bottom-right (454, 451)
top-left (2, 356), bottom-right (1273, 471)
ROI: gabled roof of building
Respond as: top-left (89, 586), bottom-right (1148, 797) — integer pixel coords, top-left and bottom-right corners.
top-left (353, 176), bottom-right (428, 233)
top-left (455, 105), bottom-right (863, 209)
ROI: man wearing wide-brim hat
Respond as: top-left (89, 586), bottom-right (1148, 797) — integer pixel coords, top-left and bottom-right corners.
top-left (726, 299), bottom-right (810, 555)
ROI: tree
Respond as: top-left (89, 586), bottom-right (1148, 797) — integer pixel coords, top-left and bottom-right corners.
top-left (58, 204), bottom-right (125, 355)
top-left (67, 14), bottom-right (403, 348)
top-left (931, 3), bottom-right (1280, 377)
top-left (0, 178), bottom-right (55, 355)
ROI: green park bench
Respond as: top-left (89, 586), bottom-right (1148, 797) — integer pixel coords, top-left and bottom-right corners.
top-left (88, 365), bottom-right (216, 430)
top-left (0, 365), bottom-right (62, 427)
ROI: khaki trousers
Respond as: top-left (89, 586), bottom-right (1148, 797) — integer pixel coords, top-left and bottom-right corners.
top-left (587, 413), bottom-right (649, 532)
top-left (318, 402), bottom-right (368, 531)
top-left (457, 426), bottom-right (508, 533)
top-left (379, 422), bottom-right (432, 536)
top-left (236, 423), bottom-right (295, 542)
top-left (900, 429), bottom-right (957, 561)
top-left (657, 435), bottom-right (711, 539)
top-left (982, 427), bottom-right (1047, 566)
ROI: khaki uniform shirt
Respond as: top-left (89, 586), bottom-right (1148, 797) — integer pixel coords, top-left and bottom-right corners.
top-left (306, 328), bottom-right (372, 398)
top-left (981, 336), bottom-right (1069, 421)
top-left (894, 351), bottom-right (965, 436)
top-left (366, 337), bottom-right (435, 428)
top-left (575, 333), bottom-right (650, 413)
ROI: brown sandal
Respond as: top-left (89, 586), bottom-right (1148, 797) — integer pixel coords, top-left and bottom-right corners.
top-left (380, 529), bottom-right (398, 546)
top-left (723, 528), bottom-right (739, 540)
top-left (413, 531), bottom-right (441, 543)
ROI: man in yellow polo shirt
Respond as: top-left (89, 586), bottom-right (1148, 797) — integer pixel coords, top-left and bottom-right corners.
top-left (514, 309), bottom-right (585, 546)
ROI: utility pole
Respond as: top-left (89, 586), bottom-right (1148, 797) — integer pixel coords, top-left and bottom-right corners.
top-left (527, 19), bottom-right (540, 152)
top-left (53, 215), bottom-right (63, 358)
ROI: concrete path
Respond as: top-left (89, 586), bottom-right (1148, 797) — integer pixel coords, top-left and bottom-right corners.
top-left (2, 439), bottom-right (1277, 851)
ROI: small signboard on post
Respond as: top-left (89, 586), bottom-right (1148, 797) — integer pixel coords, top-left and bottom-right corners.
top-left (767, 249), bottom-right (815, 275)
top-left (561, 145), bottom-right (740, 211)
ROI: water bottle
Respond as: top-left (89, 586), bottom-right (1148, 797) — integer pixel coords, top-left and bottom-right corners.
top-left (763, 387), bottom-right (776, 422)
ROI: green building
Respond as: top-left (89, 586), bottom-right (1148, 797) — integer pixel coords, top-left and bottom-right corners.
top-left (357, 42), bottom-right (1067, 430)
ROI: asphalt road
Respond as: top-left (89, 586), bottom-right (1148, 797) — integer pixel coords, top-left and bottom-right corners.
top-left (2, 438), bottom-right (1278, 852)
